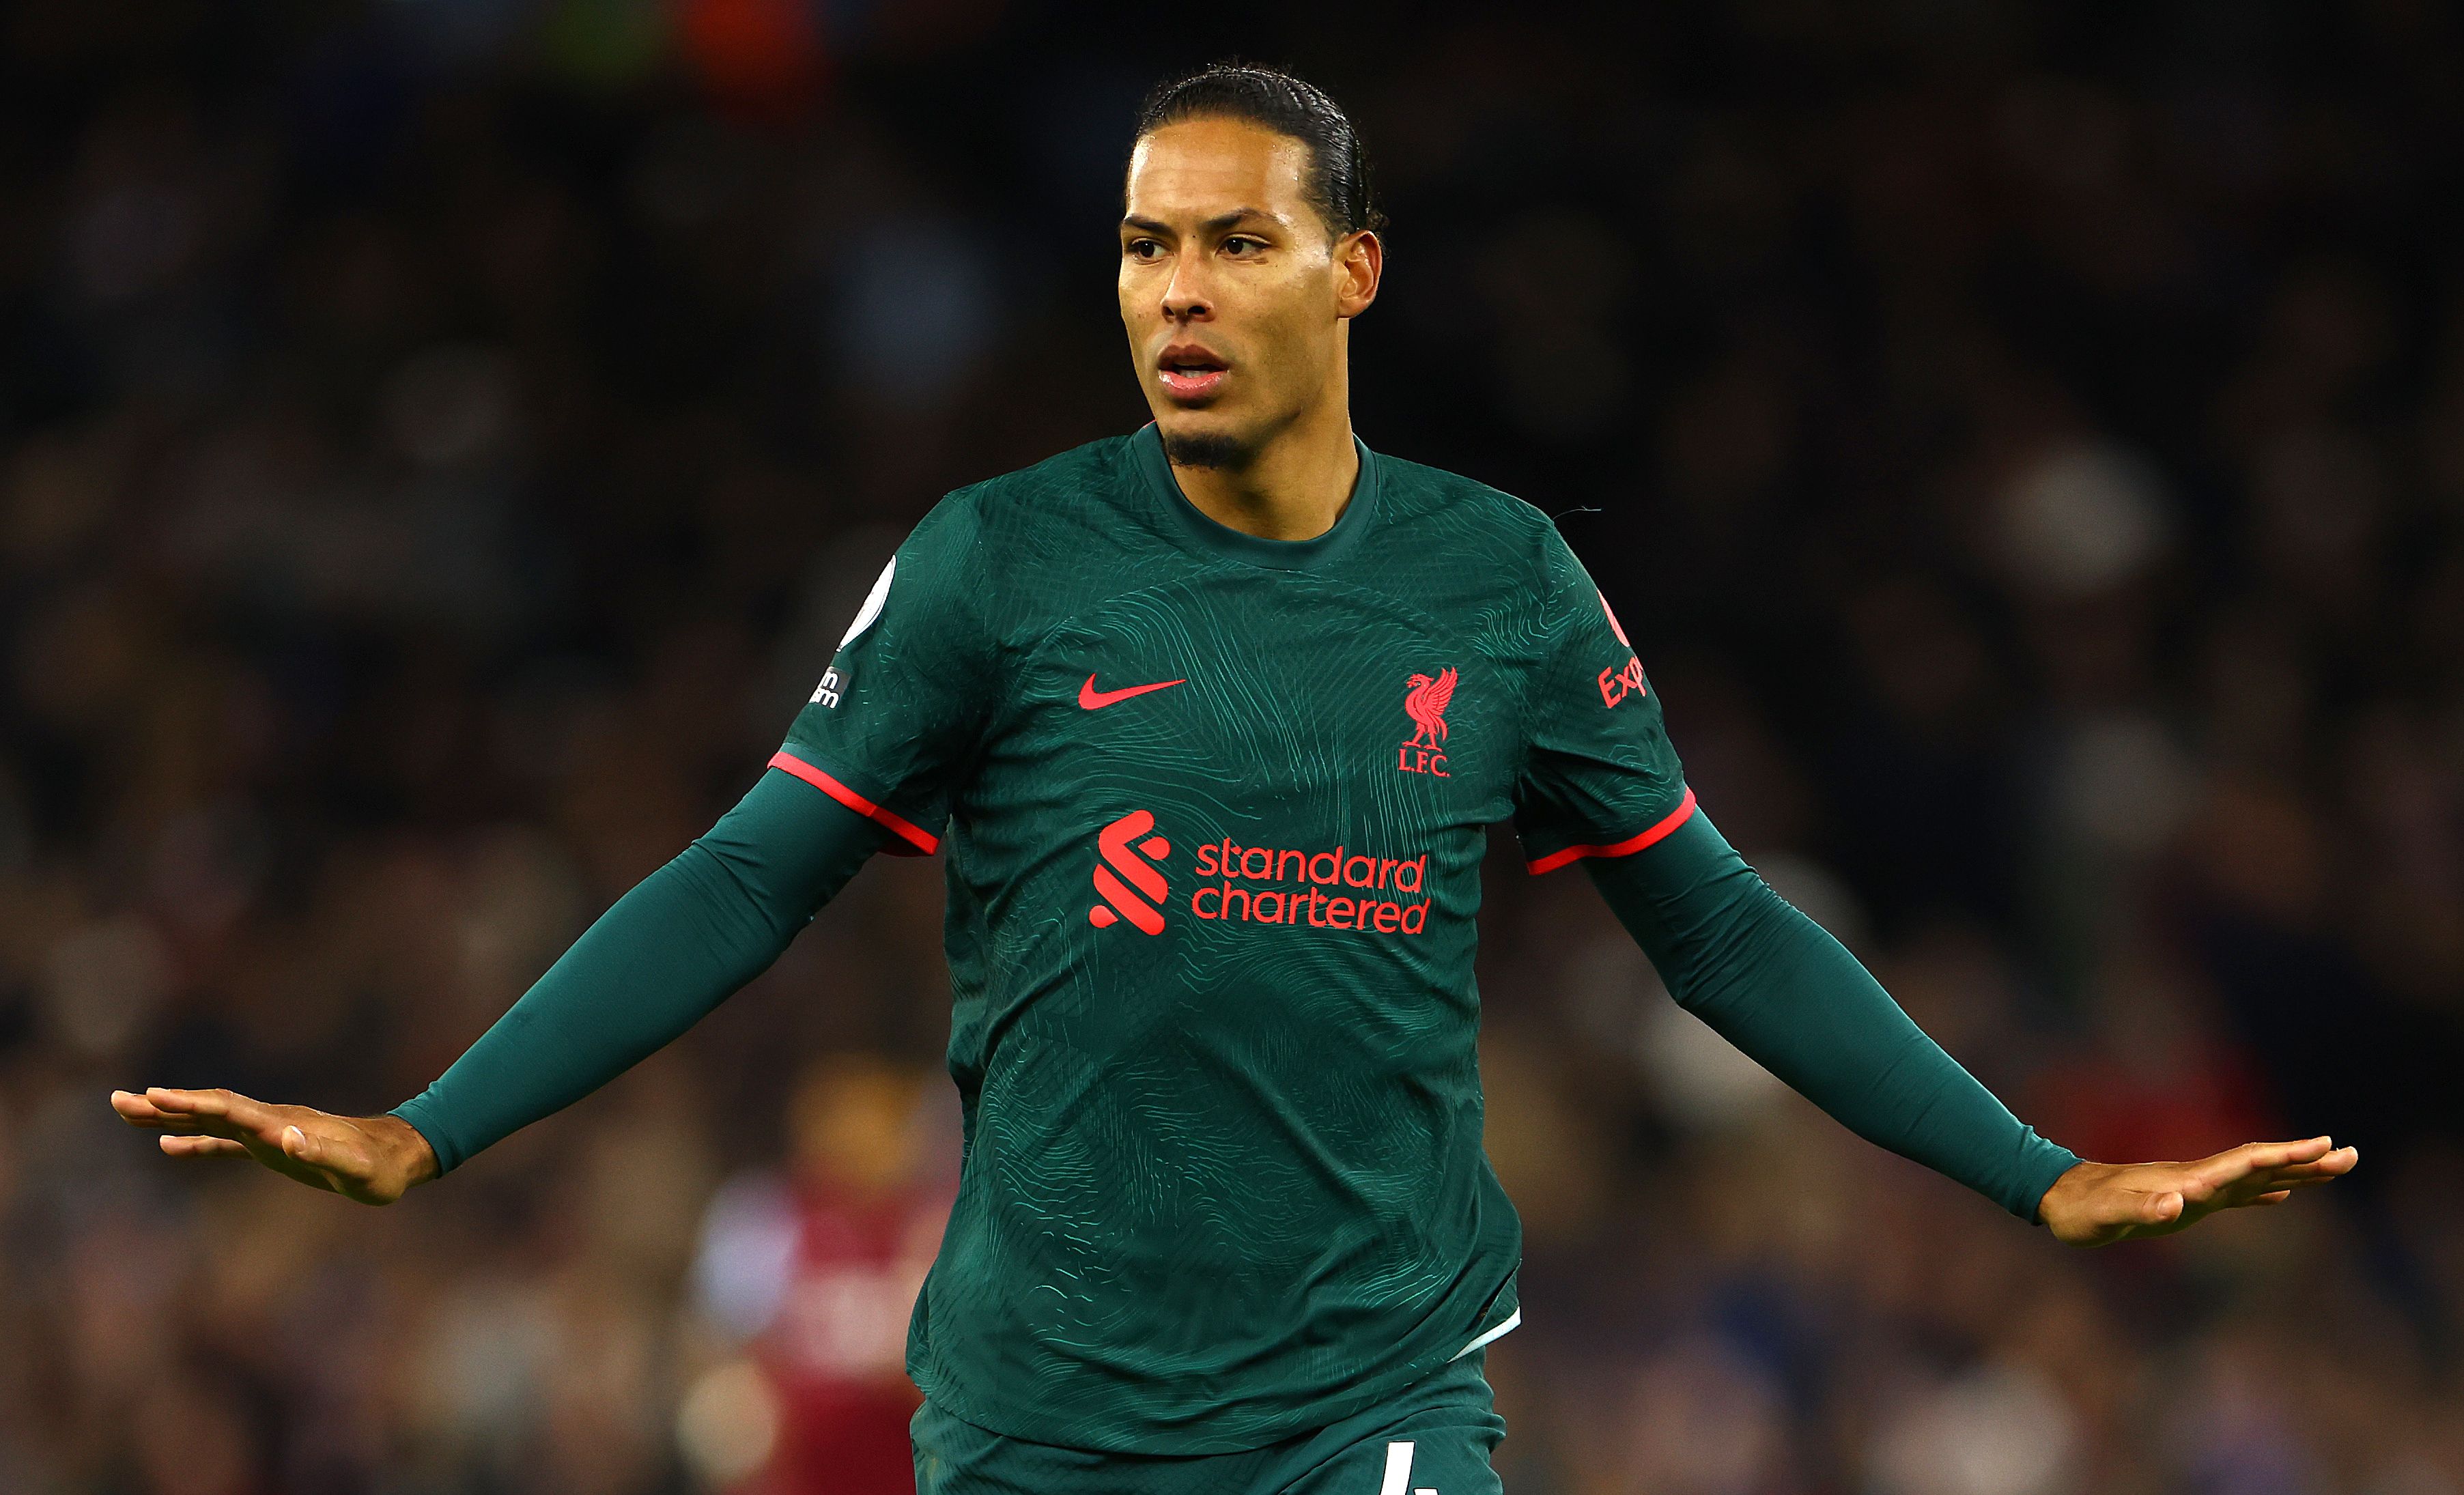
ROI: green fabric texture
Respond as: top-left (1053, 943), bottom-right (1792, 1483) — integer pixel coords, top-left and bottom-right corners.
top-left (1586, 809), bottom-right (2080, 1225)
top-left (911, 1350), bottom-right (1503, 1495)
top-left (388, 769), bottom-right (888, 1173)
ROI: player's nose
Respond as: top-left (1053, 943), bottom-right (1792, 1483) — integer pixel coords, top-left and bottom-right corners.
top-left (1160, 264), bottom-right (1212, 319)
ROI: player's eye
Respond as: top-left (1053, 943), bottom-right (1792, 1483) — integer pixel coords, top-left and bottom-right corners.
top-left (1222, 236), bottom-right (1263, 256)
top-left (1124, 238), bottom-right (1164, 260)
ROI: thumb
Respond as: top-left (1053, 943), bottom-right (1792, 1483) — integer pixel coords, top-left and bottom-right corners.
top-left (2145, 1191), bottom-right (2181, 1223)
top-left (283, 1126), bottom-right (320, 1165)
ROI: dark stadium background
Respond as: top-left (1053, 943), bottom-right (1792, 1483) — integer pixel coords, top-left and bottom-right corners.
top-left (5, 1), bottom-right (2462, 1490)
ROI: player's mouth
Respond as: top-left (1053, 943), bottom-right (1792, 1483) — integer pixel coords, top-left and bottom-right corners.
top-left (1157, 343), bottom-right (1230, 401)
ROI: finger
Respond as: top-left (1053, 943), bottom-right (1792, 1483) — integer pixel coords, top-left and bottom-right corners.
top-left (2194, 1136), bottom-right (2328, 1182)
top-left (2174, 1142), bottom-right (2307, 1193)
top-left (158, 1135), bottom-right (249, 1158)
top-left (2276, 1152), bottom-right (2355, 1177)
top-left (138, 1085), bottom-right (220, 1113)
top-left (111, 1089), bottom-right (170, 1124)
top-left (2135, 1191), bottom-right (2183, 1225)
top-left (2264, 1145), bottom-right (2360, 1180)
top-left (147, 1087), bottom-right (287, 1143)
top-left (145, 1087), bottom-right (262, 1124)
top-left (2224, 1163), bottom-right (2349, 1197)
top-left (113, 1091), bottom-right (241, 1135)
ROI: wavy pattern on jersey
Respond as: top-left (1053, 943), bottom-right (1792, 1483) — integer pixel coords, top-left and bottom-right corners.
top-left (940, 571), bottom-right (1507, 1413)
top-left (784, 428), bottom-right (1686, 1453)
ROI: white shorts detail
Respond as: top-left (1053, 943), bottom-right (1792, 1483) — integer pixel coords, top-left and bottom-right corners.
top-left (1378, 1441), bottom-right (1416, 1495)
top-left (1447, 1306), bottom-right (1522, 1362)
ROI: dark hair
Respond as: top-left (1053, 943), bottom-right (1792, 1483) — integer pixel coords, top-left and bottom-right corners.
top-left (1131, 61), bottom-right (1385, 238)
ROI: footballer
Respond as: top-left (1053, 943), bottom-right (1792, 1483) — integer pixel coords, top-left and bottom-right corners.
top-left (115, 62), bottom-right (2357, 1494)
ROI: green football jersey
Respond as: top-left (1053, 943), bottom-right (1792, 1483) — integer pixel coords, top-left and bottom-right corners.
top-left (774, 423), bottom-right (1693, 1453)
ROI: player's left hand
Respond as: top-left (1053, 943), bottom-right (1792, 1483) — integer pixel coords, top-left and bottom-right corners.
top-left (2035, 1135), bottom-right (2357, 1247)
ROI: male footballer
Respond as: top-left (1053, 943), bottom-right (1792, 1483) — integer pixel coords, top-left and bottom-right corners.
top-left (115, 62), bottom-right (2357, 1494)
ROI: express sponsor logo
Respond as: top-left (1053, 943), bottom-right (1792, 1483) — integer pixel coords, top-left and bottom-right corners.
top-left (1598, 655), bottom-right (1645, 708)
top-left (1596, 588), bottom-right (1647, 708)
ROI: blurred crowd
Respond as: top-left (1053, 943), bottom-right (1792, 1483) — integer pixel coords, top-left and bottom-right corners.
top-left (3, 1), bottom-right (2463, 1492)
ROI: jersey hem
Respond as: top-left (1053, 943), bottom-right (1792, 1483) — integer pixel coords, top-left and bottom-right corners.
top-left (1525, 787), bottom-right (1698, 874)
top-left (766, 750), bottom-right (939, 854)
top-left (908, 1265), bottom-right (1521, 1456)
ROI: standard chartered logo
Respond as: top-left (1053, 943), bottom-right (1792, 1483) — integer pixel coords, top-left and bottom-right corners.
top-left (1191, 837), bottom-right (1430, 933)
top-left (1088, 810), bottom-right (1172, 933)
top-left (1087, 811), bottom-right (1435, 937)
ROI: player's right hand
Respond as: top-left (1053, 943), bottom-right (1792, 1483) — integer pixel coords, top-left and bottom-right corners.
top-left (107, 1087), bottom-right (439, 1204)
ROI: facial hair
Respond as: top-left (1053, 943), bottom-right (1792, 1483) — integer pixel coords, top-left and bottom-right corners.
top-left (1159, 427), bottom-right (1258, 469)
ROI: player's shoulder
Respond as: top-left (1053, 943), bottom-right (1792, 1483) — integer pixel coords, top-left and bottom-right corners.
top-left (933, 431), bottom-right (1142, 535)
top-left (1368, 446), bottom-right (1576, 581)
top-left (892, 436), bottom-right (1148, 623)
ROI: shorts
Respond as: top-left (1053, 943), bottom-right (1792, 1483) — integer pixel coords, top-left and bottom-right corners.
top-left (911, 1350), bottom-right (1505, 1495)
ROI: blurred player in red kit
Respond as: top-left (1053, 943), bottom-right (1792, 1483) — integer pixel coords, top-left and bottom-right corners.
top-left (692, 1055), bottom-right (952, 1494)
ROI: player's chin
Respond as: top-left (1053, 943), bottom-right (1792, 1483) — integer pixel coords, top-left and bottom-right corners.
top-left (1155, 410), bottom-right (1261, 468)
top-left (1152, 400), bottom-right (1232, 438)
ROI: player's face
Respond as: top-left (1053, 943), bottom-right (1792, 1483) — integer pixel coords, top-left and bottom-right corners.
top-left (1119, 117), bottom-right (1379, 464)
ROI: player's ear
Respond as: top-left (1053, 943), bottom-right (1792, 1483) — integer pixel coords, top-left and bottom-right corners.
top-left (1335, 229), bottom-right (1380, 319)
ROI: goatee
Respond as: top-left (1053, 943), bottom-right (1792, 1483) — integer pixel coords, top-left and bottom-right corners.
top-left (1160, 428), bottom-right (1258, 469)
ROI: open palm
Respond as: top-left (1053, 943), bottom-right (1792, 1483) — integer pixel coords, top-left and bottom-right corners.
top-left (109, 1086), bottom-right (437, 1205)
top-left (2037, 1135), bottom-right (2357, 1247)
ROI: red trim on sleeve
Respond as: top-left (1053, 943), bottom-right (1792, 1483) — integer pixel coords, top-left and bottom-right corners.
top-left (767, 751), bottom-right (939, 855)
top-left (1525, 787), bottom-right (1699, 874)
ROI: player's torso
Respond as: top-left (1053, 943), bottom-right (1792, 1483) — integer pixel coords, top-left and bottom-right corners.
top-left (909, 433), bottom-right (1537, 1445)
top-left (935, 441), bottom-right (1546, 1126)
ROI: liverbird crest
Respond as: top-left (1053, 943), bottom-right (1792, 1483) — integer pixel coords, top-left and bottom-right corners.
top-left (1403, 667), bottom-right (1458, 749)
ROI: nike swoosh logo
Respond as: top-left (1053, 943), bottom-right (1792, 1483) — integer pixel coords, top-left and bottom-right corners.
top-left (1079, 674), bottom-right (1186, 710)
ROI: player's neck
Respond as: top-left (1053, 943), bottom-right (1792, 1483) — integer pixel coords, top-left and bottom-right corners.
top-left (1168, 397), bottom-right (1359, 543)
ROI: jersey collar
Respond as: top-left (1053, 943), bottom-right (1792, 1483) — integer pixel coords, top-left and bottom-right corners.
top-left (1130, 421), bottom-right (1382, 572)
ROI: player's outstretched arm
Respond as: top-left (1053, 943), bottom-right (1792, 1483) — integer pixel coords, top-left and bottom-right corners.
top-left (1581, 805), bottom-right (2356, 1238)
top-left (2033, 1136), bottom-right (2356, 1247)
top-left (111, 765), bottom-right (892, 1199)
top-left (109, 1087), bottom-right (438, 1204)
